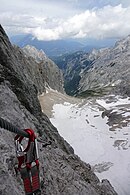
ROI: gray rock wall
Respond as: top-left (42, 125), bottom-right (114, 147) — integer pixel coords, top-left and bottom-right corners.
top-left (13, 45), bottom-right (64, 94)
top-left (79, 35), bottom-right (130, 97)
top-left (0, 25), bottom-right (117, 195)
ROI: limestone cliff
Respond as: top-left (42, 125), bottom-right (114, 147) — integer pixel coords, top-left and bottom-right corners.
top-left (78, 36), bottom-right (130, 97)
top-left (0, 25), bottom-right (117, 195)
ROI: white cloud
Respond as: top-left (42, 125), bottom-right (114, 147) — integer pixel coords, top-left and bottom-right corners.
top-left (31, 4), bottom-right (130, 40)
top-left (1, 4), bottom-right (130, 40)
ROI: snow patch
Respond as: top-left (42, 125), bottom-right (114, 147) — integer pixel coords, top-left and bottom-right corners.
top-left (50, 96), bottom-right (130, 195)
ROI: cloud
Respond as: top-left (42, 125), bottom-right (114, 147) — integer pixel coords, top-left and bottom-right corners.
top-left (31, 4), bottom-right (130, 40)
top-left (1, 4), bottom-right (130, 40)
top-left (0, 12), bottom-right (47, 35)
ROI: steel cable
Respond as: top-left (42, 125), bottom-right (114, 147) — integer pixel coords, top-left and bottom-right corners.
top-left (0, 117), bottom-right (29, 138)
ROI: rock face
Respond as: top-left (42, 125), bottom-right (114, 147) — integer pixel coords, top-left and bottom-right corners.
top-left (53, 51), bottom-right (93, 95)
top-left (13, 44), bottom-right (64, 94)
top-left (22, 45), bottom-right (47, 63)
top-left (78, 36), bottom-right (130, 97)
top-left (0, 25), bottom-right (117, 195)
top-left (22, 44), bottom-right (64, 93)
top-left (54, 36), bottom-right (130, 97)
top-left (53, 48), bottom-right (111, 96)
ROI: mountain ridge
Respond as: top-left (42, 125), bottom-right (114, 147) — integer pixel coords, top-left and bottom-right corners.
top-left (53, 35), bottom-right (130, 97)
top-left (0, 25), bottom-right (117, 195)
top-left (11, 34), bottom-right (85, 57)
top-left (78, 34), bottom-right (130, 97)
top-left (10, 34), bottom-right (117, 57)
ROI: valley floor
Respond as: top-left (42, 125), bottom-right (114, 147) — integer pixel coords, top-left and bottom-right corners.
top-left (39, 89), bottom-right (130, 195)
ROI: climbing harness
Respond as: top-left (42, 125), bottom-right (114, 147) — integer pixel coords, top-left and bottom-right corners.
top-left (0, 117), bottom-right (41, 195)
top-left (15, 129), bottom-right (41, 195)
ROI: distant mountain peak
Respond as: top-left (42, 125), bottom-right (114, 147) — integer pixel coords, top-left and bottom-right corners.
top-left (22, 45), bottom-right (47, 63)
top-left (114, 34), bottom-right (130, 51)
top-left (89, 47), bottom-right (110, 60)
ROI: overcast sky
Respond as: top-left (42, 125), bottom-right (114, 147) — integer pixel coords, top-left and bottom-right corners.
top-left (1, 0), bottom-right (130, 40)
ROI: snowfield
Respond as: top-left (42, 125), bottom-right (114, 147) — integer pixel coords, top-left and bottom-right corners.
top-left (49, 95), bottom-right (130, 195)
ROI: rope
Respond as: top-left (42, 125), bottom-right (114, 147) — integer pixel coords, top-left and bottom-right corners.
top-left (0, 117), bottom-right (29, 138)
